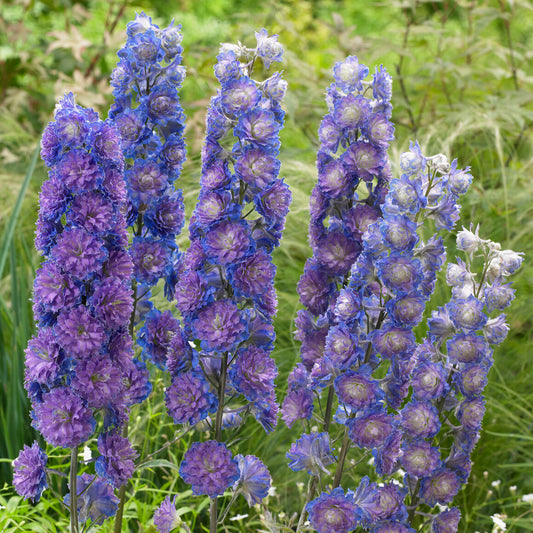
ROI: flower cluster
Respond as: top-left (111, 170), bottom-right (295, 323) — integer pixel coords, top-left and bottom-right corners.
top-left (14, 94), bottom-right (142, 513)
top-left (290, 136), bottom-right (522, 532)
top-left (158, 30), bottom-right (286, 511)
top-left (109, 12), bottom-right (186, 369)
top-left (283, 55), bottom-right (394, 430)
top-left (406, 227), bottom-right (522, 520)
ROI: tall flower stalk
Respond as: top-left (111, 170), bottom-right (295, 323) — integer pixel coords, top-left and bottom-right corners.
top-left (108, 13), bottom-right (187, 529)
top-left (282, 55), bottom-right (394, 433)
top-left (13, 94), bottom-right (138, 529)
top-left (153, 30), bottom-right (290, 532)
top-left (109, 11), bottom-right (187, 370)
top-left (281, 54), bottom-right (395, 529)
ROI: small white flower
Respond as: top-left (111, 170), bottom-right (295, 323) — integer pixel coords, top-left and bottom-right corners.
top-left (491, 513), bottom-right (507, 532)
top-left (522, 493), bottom-right (533, 504)
top-left (219, 42), bottom-right (244, 57)
top-left (491, 480), bottom-right (501, 489)
top-left (456, 227), bottom-right (481, 254)
top-left (509, 485), bottom-right (517, 493)
top-left (429, 153), bottom-right (450, 173)
top-left (267, 485), bottom-right (277, 497)
top-left (83, 445), bottom-right (92, 463)
top-left (296, 482), bottom-right (304, 491)
top-left (230, 514), bottom-right (249, 521)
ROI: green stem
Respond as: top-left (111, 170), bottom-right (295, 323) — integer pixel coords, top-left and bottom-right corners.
top-left (296, 477), bottom-right (317, 533)
top-left (332, 427), bottom-right (351, 489)
top-left (323, 385), bottom-right (335, 432)
top-left (114, 426), bottom-right (129, 533)
top-left (209, 352), bottom-right (228, 533)
top-left (114, 277), bottom-right (139, 533)
top-left (70, 447), bottom-right (79, 533)
top-left (210, 498), bottom-right (218, 533)
top-left (395, 1), bottom-right (419, 134)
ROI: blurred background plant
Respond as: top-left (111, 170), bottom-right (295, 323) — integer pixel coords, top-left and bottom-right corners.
top-left (0, 0), bottom-right (532, 531)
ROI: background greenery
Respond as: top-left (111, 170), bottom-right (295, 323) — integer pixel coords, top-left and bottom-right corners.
top-left (1, 0), bottom-right (532, 531)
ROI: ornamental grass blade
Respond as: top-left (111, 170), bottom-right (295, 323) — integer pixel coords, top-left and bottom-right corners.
top-left (0, 144), bottom-right (39, 279)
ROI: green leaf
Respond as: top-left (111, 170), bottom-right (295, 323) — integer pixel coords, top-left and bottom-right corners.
top-left (135, 459), bottom-right (180, 473)
top-left (0, 144), bottom-right (39, 279)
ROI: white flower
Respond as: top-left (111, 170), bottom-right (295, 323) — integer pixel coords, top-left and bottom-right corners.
top-left (219, 42), bottom-right (245, 57)
top-left (230, 514), bottom-right (249, 521)
top-left (456, 226), bottom-right (481, 254)
top-left (491, 514), bottom-right (507, 532)
top-left (522, 493), bottom-right (533, 504)
top-left (429, 153), bottom-right (450, 173)
top-left (83, 445), bottom-right (92, 463)
top-left (498, 250), bottom-right (524, 276)
top-left (267, 485), bottom-right (277, 497)
top-left (491, 480), bottom-right (501, 489)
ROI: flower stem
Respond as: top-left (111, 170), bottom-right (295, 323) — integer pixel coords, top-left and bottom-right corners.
top-left (323, 385), bottom-right (335, 432)
top-left (210, 498), bottom-right (218, 533)
top-left (296, 477), bottom-right (317, 533)
top-left (70, 447), bottom-right (79, 533)
top-left (209, 352), bottom-right (229, 533)
top-left (114, 279), bottom-right (138, 533)
top-left (332, 427), bottom-right (351, 489)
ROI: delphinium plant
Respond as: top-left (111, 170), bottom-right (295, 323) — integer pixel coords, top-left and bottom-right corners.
top-left (152, 30), bottom-right (291, 533)
top-left (281, 54), bottom-right (394, 528)
top-left (284, 115), bottom-right (523, 531)
top-left (109, 11), bottom-right (187, 337)
top-left (107, 13), bottom-right (187, 529)
top-left (12, 94), bottom-right (139, 532)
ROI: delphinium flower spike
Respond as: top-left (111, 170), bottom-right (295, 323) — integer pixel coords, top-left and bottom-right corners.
top-left (14, 93), bottom-right (136, 531)
top-left (282, 54), bottom-right (394, 530)
top-left (109, 12), bottom-right (187, 371)
top-left (401, 228), bottom-right (523, 529)
top-left (154, 30), bottom-right (289, 532)
top-left (296, 146), bottom-right (473, 532)
top-left (108, 14), bottom-right (187, 529)
top-left (282, 55), bottom-right (394, 433)
top-left (291, 135), bottom-right (521, 532)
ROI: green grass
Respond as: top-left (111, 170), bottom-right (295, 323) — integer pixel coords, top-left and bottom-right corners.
top-left (1, 1), bottom-right (533, 531)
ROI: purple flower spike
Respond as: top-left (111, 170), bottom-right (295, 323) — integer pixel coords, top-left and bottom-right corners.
top-left (12, 442), bottom-right (48, 502)
top-left (25, 93), bottom-right (136, 464)
top-left (179, 440), bottom-right (239, 498)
